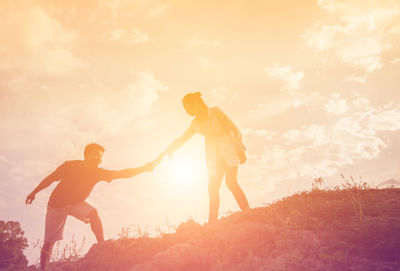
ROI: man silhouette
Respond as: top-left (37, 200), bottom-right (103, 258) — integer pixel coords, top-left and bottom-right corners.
top-left (25, 143), bottom-right (157, 270)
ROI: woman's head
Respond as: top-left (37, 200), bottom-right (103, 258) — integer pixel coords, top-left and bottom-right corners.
top-left (182, 92), bottom-right (207, 116)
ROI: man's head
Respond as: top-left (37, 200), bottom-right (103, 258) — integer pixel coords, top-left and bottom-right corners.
top-left (84, 143), bottom-right (105, 167)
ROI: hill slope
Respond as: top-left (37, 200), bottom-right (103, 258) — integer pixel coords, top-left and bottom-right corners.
top-left (48, 187), bottom-right (400, 271)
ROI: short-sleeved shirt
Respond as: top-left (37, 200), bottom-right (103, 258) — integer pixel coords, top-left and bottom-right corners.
top-left (48, 160), bottom-right (118, 208)
top-left (188, 107), bottom-right (243, 175)
top-left (189, 107), bottom-right (232, 138)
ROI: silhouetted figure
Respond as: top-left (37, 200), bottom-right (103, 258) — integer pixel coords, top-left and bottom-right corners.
top-left (25, 143), bottom-right (157, 270)
top-left (157, 92), bottom-right (250, 223)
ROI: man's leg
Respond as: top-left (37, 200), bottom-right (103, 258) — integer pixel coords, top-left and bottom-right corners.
top-left (225, 166), bottom-right (249, 210)
top-left (40, 241), bottom-right (55, 271)
top-left (42, 206), bottom-right (67, 271)
top-left (88, 209), bottom-right (104, 243)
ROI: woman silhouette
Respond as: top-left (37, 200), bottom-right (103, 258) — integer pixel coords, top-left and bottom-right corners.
top-left (157, 92), bottom-right (250, 223)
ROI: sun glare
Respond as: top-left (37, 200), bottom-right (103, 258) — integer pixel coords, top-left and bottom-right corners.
top-left (174, 158), bottom-right (194, 181)
top-left (158, 153), bottom-right (204, 186)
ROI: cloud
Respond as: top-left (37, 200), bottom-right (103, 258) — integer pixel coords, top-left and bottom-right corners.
top-left (0, 196), bottom-right (5, 210)
top-left (9, 160), bottom-right (56, 183)
top-left (303, 0), bottom-right (400, 80)
top-left (251, 95), bottom-right (400, 184)
top-left (107, 28), bottom-right (149, 45)
top-left (184, 38), bottom-right (221, 47)
top-left (99, 0), bottom-right (128, 19)
top-left (242, 128), bottom-right (275, 139)
top-left (390, 57), bottom-right (400, 64)
top-left (148, 4), bottom-right (170, 18)
top-left (98, 0), bottom-right (170, 20)
top-left (196, 56), bottom-right (214, 69)
top-left (0, 155), bottom-right (7, 164)
top-left (60, 71), bottom-right (167, 137)
top-left (116, 72), bottom-right (168, 117)
top-left (245, 96), bottom-right (299, 122)
top-left (283, 125), bottom-right (329, 146)
top-left (369, 108), bottom-right (400, 131)
top-left (0, 2), bottom-right (85, 76)
top-left (208, 85), bottom-right (238, 100)
top-left (265, 63), bottom-right (304, 92)
top-left (0, 72), bottom-right (167, 152)
top-left (325, 93), bottom-right (348, 115)
top-left (346, 75), bottom-right (367, 83)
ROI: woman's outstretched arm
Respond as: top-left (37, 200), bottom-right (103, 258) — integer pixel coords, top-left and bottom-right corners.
top-left (157, 126), bottom-right (196, 161)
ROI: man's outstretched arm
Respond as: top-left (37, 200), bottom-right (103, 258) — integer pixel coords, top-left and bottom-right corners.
top-left (26, 168), bottom-right (63, 205)
top-left (109, 161), bottom-right (158, 181)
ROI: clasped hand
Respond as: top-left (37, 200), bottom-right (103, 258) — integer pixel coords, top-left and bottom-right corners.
top-left (147, 151), bottom-right (168, 171)
top-left (143, 152), bottom-right (167, 172)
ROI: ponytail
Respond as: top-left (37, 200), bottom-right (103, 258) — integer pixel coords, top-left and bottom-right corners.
top-left (183, 92), bottom-right (203, 105)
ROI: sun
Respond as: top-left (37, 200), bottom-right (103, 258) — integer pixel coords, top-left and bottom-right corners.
top-left (173, 158), bottom-right (195, 181)
top-left (157, 153), bottom-right (204, 185)
top-left (154, 139), bottom-right (207, 187)
top-left (169, 156), bottom-right (201, 184)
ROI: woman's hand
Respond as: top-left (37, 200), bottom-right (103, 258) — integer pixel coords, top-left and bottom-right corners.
top-left (155, 152), bottom-right (166, 163)
top-left (143, 153), bottom-right (166, 172)
top-left (143, 161), bottom-right (158, 172)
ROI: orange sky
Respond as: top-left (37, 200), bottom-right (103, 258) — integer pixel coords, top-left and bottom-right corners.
top-left (1, 0), bottom-right (400, 264)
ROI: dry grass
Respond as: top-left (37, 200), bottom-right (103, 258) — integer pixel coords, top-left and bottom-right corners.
top-left (32, 178), bottom-right (400, 271)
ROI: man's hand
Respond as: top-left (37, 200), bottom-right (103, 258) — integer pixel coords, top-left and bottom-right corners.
top-left (155, 152), bottom-right (165, 163)
top-left (25, 192), bottom-right (36, 205)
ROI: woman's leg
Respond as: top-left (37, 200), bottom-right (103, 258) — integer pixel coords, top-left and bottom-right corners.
top-left (225, 166), bottom-right (249, 210)
top-left (208, 164), bottom-right (224, 223)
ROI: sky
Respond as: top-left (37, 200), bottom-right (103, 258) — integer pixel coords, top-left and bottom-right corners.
top-left (1, 0), bottom-right (400, 265)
